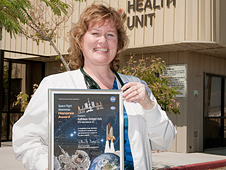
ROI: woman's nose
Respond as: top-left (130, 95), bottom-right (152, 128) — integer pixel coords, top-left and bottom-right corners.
top-left (98, 35), bottom-right (107, 44)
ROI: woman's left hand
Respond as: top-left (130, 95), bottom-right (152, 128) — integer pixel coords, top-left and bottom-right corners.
top-left (121, 82), bottom-right (155, 110)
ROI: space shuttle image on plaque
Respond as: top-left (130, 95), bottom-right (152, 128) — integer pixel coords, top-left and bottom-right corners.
top-left (48, 89), bottom-right (124, 170)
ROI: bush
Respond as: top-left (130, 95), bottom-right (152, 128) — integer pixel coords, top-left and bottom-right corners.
top-left (12, 84), bottom-right (39, 111)
top-left (120, 55), bottom-right (180, 114)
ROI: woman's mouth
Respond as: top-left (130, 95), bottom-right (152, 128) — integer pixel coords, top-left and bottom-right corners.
top-left (94, 48), bottom-right (108, 52)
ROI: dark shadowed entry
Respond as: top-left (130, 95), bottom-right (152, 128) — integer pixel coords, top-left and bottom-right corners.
top-left (1, 59), bottom-right (44, 141)
top-left (204, 74), bottom-right (226, 149)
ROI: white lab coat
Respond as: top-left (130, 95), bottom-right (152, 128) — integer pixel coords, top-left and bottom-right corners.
top-left (12, 69), bottom-right (177, 170)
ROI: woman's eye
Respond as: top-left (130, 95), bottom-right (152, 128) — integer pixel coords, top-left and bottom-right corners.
top-left (107, 34), bottom-right (114, 37)
top-left (92, 32), bottom-right (99, 36)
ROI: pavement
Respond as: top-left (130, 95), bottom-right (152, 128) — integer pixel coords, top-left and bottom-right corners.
top-left (152, 149), bottom-right (226, 170)
top-left (0, 141), bottom-right (226, 170)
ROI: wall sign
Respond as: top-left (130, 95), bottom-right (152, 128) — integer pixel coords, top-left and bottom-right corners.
top-left (162, 64), bottom-right (187, 98)
top-left (127, 0), bottom-right (176, 29)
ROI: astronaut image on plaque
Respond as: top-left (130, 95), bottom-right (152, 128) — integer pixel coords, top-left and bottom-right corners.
top-left (48, 89), bottom-right (124, 170)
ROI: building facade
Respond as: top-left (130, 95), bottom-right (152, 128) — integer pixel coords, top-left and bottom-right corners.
top-left (0, 0), bottom-right (226, 152)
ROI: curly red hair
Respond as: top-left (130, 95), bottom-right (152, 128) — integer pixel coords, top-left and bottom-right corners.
top-left (68, 3), bottom-right (129, 71)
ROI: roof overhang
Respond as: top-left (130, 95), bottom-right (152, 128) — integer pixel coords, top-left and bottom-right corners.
top-left (123, 41), bottom-right (226, 58)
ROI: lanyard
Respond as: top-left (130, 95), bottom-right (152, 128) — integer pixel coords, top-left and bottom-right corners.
top-left (80, 67), bottom-right (124, 89)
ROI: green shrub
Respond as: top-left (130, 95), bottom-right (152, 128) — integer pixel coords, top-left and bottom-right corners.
top-left (120, 55), bottom-right (180, 114)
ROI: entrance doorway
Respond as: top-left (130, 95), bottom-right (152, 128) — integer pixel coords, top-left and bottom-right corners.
top-left (1, 59), bottom-right (44, 141)
top-left (204, 74), bottom-right (226, 149)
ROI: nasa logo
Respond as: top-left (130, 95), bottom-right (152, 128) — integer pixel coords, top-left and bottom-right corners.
top-left (110, 106), bottom-right (116, 110)
top-left (110, 96), bottom-right (116, 102)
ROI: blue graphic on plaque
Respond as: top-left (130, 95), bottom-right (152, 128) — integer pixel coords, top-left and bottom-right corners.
top-left (53, 93), bottom-right (120, 170)
top-left (90, 153), bottom-right (120, 170)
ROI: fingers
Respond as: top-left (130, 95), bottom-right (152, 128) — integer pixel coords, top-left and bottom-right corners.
top-left (121, 82), bottom-right (155, 109)
top-left (121, 82), bottom-right (145, 103)
top-left (121, 82), bottom-right (135, 91)
top-left (123, 89), bottom-right (139, 102)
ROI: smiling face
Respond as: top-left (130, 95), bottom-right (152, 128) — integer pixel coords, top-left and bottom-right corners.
top-left (80, 19), bottom-right (118, 69)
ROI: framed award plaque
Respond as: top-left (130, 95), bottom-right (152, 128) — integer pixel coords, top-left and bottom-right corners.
top-left (48, 89), bottom-right (124, 170)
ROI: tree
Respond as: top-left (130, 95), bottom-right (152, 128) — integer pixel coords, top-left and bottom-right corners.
top-left (0, 0), bottom-right (72, 40)
top-left (0, 0), bottom-right (81, 70)
top-left (120, 55), bottom-right (180, 114)
top-left (21, 0), bottom-right (76, 71)
top-left (2, 0), bottom-right (80, 111)
top-left (0, 0), bottom-right (31, 40)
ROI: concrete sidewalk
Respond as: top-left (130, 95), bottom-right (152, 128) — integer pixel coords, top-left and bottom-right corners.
top-left (152, 149), bottom-right (226, 169)
top-left (0, 141), bottom-right (226, 170)
top-left (0, 142), bottom-right (26, 170)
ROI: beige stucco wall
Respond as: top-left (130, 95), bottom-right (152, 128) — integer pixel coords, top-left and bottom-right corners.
top-left (127, 0), bottom-right (226, 48)
top-left (1, 0), bottom-right (226, 57)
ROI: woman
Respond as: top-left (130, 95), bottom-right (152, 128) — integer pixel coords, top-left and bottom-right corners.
top-left (13, 4), bottom-right (177, 170)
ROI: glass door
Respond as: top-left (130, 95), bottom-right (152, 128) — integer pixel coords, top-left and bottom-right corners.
top-left (1, 60), bottom-right (44, 141)
top-left (224, 79), bottom-right (226, 147)
top-left (204, 74), bottom-right (226, 149)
